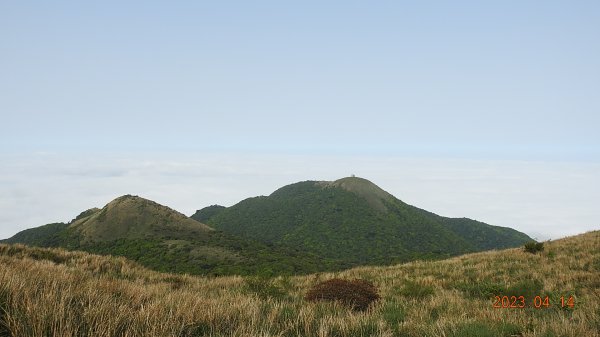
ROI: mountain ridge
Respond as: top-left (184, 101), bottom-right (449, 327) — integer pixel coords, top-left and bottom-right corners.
top-left (3, 194), bottom-right (336, 276)
top-left (193, 176), bottom-right (532, 266)
top-left (4, 176), bottom-right (533, 275)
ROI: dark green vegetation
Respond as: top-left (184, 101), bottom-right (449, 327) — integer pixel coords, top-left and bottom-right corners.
top-left (2, 195), bottom-right (332, 276)
top-left (524, 241), bottom-right (545, 254)
top-left (4, 176), bottom-right (532, 277)
top-left (2, 222), bottom-right (69, 247)
top-left (191, 204), bottom-right (226, 223)
top-left (194, 177), bottom-right (532, 266)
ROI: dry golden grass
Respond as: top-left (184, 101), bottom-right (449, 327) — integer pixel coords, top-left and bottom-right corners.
top-left (1, 231), bottom-right (598, 337)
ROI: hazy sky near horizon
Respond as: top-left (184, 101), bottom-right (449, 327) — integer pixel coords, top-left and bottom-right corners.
top-left (1, 2), bottom-right (599, 240)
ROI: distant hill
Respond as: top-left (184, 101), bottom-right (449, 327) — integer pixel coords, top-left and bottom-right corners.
top-left (68, 195), bottom-right (213, 242)
top-left (193, 176), bottom-right (532, 266)
top-left (2, 195), bottom-right (334, 276)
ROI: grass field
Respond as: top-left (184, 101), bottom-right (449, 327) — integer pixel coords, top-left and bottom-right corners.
top-left (1, 231), bottom-right (598, 337)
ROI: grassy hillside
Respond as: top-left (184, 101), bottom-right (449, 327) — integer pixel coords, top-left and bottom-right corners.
top-left (2, 195), bottom-right (337, 276)
top-left (69, 195), bottom-right (214, 242)
top-left (1, 231), bottom-right (597, 337)
top-left (194, 177), bottom-right (532, 266)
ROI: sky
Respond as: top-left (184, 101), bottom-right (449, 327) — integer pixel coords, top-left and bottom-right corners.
top-left (1, 1), bottom-right (599, 240)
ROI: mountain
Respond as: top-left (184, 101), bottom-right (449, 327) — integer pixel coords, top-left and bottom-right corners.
top-left (193, 176), bottom-right (532, 266)
top-left (4, 177), bottom-right (532, 276)
top-left (3, 195), bottom-right (333, 276)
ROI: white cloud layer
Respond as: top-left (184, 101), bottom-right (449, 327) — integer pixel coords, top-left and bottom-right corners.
top-left (1, 152), bottom-right (598, 241)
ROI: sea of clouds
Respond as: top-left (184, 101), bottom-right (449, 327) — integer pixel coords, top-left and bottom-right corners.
top-left (1, 152), bottom-right (598, 241)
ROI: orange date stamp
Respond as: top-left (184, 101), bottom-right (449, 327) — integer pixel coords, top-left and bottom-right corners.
top-left (492, 295), bottom-right (575, 309)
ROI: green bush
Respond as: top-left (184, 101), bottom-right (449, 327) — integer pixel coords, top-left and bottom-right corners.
top-left (524, 241), bottom-right (544, 254)
top-left (305, 278), bottom-right (380, 311)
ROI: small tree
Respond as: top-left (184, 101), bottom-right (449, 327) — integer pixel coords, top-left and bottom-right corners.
top-left (524, 241), bottom-right (544, 254)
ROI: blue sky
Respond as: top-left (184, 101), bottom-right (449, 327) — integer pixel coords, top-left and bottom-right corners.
top-left (1, 1), bottom-right (599, 239)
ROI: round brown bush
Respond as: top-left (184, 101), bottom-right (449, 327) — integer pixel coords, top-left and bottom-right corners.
top-left (305, 278), bottom-right (380, 311)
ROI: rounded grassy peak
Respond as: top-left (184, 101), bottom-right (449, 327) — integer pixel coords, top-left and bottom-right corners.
top-left (319, 176), bottom-right (395, 212)
top-left (70, 195), bottom-right (213, 242)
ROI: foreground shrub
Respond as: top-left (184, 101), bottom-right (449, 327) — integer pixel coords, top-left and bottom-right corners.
top-left (524, 241), bottom-right (544, 254)
top-left (305, 278), bottom-right (379, 311)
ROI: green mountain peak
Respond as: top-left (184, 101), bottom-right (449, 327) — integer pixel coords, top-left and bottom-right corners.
top-left (198, 176), bottom-right (532, 265)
